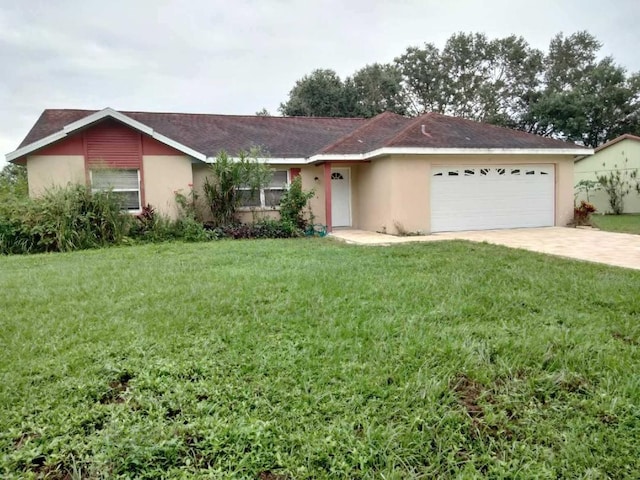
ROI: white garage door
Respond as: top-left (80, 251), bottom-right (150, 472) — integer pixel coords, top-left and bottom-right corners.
top-left (431, 165), bottom-right (555, 232)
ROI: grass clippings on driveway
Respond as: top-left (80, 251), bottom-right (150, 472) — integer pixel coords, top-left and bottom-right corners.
top-left (1, 239), bottom-right (639, 479)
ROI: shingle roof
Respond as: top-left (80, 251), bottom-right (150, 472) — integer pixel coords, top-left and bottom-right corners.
top-left (19, 109), bottom-right (368, 158)
top-left (384, 113), bottom-right (584, 149)
top-left (17, 109), bottom-right (585, 159)
top-left (319, 112), bottom-right (412, 154)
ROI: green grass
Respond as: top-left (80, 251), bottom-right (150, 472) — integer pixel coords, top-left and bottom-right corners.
top-left (592, 213), bottom-right (640, 234)
top-left (1, 239), bottom-right (639, 479)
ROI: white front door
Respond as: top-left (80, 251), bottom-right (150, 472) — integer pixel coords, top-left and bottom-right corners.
top-left (430, 165), bottom-right (555, 232)
top-left (331, 168), bottom-right (351, 227)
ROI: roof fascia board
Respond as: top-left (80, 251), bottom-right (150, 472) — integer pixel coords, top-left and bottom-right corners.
top-left (150, 132), bottom-right (206, 161)
top-left (6, 131), bottom-right (67, 162)
top-left (308, 147), bottom-right (593, 163)
top-left (205, 156), bottom-right (307, 165)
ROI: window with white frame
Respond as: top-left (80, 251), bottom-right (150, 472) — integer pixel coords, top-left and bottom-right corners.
top-left (91, 169), bottom-right (141, 211)
top-left (238, 170), bottom-right (289, 209)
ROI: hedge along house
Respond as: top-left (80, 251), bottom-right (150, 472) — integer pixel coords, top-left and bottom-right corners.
top-left (6, 108), bottom-right (591, 234)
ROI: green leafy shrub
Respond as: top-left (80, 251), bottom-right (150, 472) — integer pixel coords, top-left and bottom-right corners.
top-left (0, 185), bottom-right (131, 254)
top-left (174, 185), bottom-right (200, 220)
top-left (203, 150), bottom-right (273, 227)
top-left (213, 219), bottom-right (301, 239)
top-left (279, 175), bottom-right (315, 229)
top-left (175, 217), bottom-right (216, 242)
top-left (596, 156), bottom-right (639, 214)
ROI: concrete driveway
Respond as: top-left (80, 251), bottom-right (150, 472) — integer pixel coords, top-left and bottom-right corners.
top-left (330, 227), bottom-right (640, 271)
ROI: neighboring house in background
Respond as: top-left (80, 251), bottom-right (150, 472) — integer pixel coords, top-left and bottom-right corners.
top-left (575, 134), bottom-right (640, 214)
top-left (6, 108), bottom-right (590, 234)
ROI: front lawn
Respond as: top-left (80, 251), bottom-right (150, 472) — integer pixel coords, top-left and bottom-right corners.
top-left (1, 239), bottom-right (639, 478)
top-left (592, 213), bottom-right (640, 234)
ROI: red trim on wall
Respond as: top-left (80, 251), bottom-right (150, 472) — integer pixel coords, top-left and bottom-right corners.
top-left (37, 135), bottom-right (84, 155)
top-left (141, 135), bottom-right (184, 155)
top-left (324, 162), bottom-right (332, 232)
top-left (82, 132), bottom-right (90, 185)
top-left (138, 133), bottom-right (146, 206)
top-left (289, 167), bottom-right (301, 179)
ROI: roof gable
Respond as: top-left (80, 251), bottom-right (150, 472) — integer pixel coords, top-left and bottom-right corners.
top-left (319, 112), bottom-right (411, 154)
top-left (594, 134), bottom-right (640, 153)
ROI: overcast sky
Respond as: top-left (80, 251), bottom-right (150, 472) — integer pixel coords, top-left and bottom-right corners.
top-left (2, 0), bottom-right (639, 165)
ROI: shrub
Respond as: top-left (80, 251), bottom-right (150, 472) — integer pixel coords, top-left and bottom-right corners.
top-left (174, 185), bottom-right (200, 221)
top-left (203, 149), bottom-right (273, 227)
top-left (0, 185), bottom-right (131, 254)
top-left (213, 219), bottom-right (301, 239)
top-left (175, 217), bottom-right (215, 242)
top-left (279, 175), bottom-right (315, 229)
top-left (596, 155), bottom-right (639, 214)
top-left (573, 200), bottom-right (596, 226)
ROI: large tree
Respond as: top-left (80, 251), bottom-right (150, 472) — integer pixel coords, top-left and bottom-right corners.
top-left (347, 63), bottom-right (408, 117)
top-left (279, 66), bottom-right (406, 118)
top-left (530, 32), bottom-right (640, 146)
top-left (395, 42), bottom-right (447, 115)
top-left (0, 163), bottom-right (28, 201)
top-left (395, 33), bottom-right (543, 127)
top-left (279, 69), bottom-right (354, 117)
top-left (278, 31), bottom-right (640, 147)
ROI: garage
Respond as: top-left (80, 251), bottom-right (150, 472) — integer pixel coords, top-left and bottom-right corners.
top-left (430, 165), bottom-right (555, 232)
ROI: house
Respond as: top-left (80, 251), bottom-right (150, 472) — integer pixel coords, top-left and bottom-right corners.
top-left (574, 134), bottom-right (640, 214)
top-left (6, 108), bottom-right (591, 234)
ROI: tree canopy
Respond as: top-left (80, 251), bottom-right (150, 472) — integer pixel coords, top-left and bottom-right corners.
top-left (278, 31), bottom-right (640, 147)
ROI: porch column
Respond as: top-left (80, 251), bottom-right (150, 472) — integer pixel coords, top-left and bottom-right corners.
top-left (324, 162), bottom-right (332, 232)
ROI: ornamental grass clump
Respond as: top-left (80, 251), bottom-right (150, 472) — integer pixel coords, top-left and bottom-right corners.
top-left (0, 184), bottom-right (130, 254)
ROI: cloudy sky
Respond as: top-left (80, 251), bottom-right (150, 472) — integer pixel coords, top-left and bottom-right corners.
top-left (1, 0), bottom-right (639, 165)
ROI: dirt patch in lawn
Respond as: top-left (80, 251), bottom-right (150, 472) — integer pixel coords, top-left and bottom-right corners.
top-left (612, 332), bottom-right (639, 345)
top-left (99, 371), bottom-right (134, 404)
top-left (258, 471), bottom-right (290, 480)
top-left (451, 373), bottom-right (513, 441)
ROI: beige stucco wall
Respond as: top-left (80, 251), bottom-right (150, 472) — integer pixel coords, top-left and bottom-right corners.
top-left (304, 165), bottom-right (326, 226)
top-left (575, 140), bottom-right (640, 213)
top-left (353, 159), bottom-right (392, 232)
top-left (352, 154), bottom-right (577, 234)
top-left (143, 155), bottom-right (194, 219)
top-left (27, 155), bottom-right (86, 196)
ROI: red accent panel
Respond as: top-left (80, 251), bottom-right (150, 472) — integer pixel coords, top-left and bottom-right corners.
top-left (85, 120), bottom-right (141, 169)
top-left (289, 168), bottom-right (301, 179)
top-left (37, 135), bottom-right (84, 155)
top-left (142, 135), bottom-right (183, 155)
top-left (138, 134), bottom-right (146, 206)
top-left (324, 162), bottom-right (332, 232)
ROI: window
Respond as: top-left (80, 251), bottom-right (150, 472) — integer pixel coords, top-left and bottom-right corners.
top-left (238, 170), bottom-right (289, 209)
top-left (91, 169), bottom-right (141, 211)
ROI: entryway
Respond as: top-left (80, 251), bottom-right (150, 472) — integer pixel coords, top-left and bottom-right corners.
top-left (331, 168), bottom-right (351, 227)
